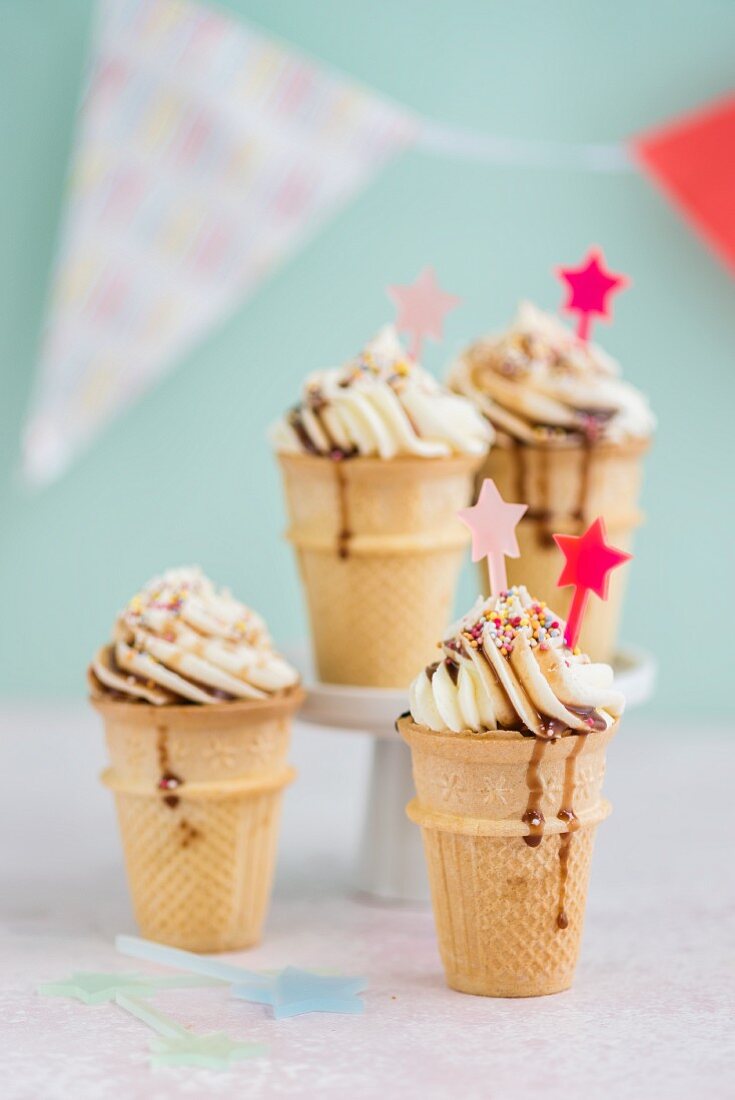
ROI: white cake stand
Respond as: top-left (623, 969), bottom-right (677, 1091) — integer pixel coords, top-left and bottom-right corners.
top-left (298, 647), bottom-right (657, 905)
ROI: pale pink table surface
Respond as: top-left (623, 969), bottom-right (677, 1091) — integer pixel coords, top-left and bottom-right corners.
top-left (1, 704), bottom-right (733, 1099)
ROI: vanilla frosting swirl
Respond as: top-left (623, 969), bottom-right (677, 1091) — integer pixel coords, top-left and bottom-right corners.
top-left (89, 567), bottom-right (299, 705)
top-left (449, 302), bottom-right (654, 446)
top-left (409, 586), bottom-right (624, 736)
top-left (271, 325), bottom-right (493, 459)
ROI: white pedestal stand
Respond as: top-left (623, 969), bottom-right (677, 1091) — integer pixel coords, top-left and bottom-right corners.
top-left (299, 648), bottom-right (656, 905)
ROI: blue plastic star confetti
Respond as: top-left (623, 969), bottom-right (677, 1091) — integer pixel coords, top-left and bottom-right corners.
top-left (232, 966), bottom-right (368, 1019)
top-left (39, 971), bottom-right (220, 1004)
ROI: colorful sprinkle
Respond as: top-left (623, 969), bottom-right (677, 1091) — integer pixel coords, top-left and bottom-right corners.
top-left (462, 589), bottom-right (567, 658)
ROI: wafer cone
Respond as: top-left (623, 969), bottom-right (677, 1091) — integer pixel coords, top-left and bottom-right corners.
top-left (399, 715), bottom-right (617, 997)
top-left (278, 453), bottom-right (482, 688)
top-left (93, 688), bottom-right (303, 952)
top-left (476, 439), bottom-right (649, 661)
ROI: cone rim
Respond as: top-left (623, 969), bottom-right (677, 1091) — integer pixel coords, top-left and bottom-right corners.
top-left (488, 433), bottom-right (651, 458)
top-left (406, 795), bottom-right (611, 836)
top-left (276, 450), bottom-right (486, 479)
top-left (101, 764), bottom-right (297, 799)
top-left (90, 682), bottom-right (305, 725)
top-left (286, 531), bottom-right (469, 554)
top-left (397, 714), bottom-right (618, 762)
top-left (518, 511), bottom-right (643, 533)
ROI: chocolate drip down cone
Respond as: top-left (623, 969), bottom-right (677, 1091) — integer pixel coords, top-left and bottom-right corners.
top-left (95, 689), bottom-right (303, 952)
top-left (399, 716), bottom-right (617, 997)
top-left (278, 453), bottom-right (483, 688)
top-left (476, 438), bottom-right (648, 661)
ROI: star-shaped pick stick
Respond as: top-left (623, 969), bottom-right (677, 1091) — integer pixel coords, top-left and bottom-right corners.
top-left (233, 967), bottom-right (367, 1020)
top-left (458, 479), bottom-right (528, 596)
top-left (148, 1032), bottom-right (266, 1071)
top-left (387, 267), bottom-right (460, 359)
top-left (115, 993), bottom-right (266, 1072)
top-left (555, 247), bottom-right (629, 342)
top-left (115, 935), bottom-right (367, 1022)
top-left (553, 517), bottom-right (632, 649)
top-left (38, 971), bottom-right (218, 1005)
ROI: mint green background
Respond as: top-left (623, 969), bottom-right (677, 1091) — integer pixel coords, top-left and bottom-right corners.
top-left (1, 1), bottom-right (733, 713)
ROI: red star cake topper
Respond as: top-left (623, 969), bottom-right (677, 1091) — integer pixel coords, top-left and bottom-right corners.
top-left (555, 247), bottom-right (629, 343)
top-left (553, 517), bottom-right (632, 649)
top-left (387, 267), bottom-right (461, 360)
top-left (458, 479), bottom-right (528, 596)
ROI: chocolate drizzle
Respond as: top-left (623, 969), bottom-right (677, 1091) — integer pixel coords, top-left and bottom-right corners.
top-left (578, 406), bottom-right (617, 434)
top-left (291, 398), bottom-right (355, 559)
top-left (522, 736), bottom-right (548, 847)
top-left (178, 818), bottom-right (200, 849)
top-left (156, 726), bottom-right (184, 809)
top-left (520, 727), bottom-right (593, 929)
top-left (433, 609), bottom-right (609, 927)
top-left (556, 834), bottom-right (573, 929)
top-left (467, 637), bottom-right (573, 742)
top-left (289, 397), bottom-right (359, 463)
top-left (514, 441), bottom-right (528, 524)
top-left (463, 640), bottom-right (515, 732)
top-left (534, 448), bottom-right (553, 547)
top-left (444, 659), bottom-right (460, 685)
top-left (334, 459), bottom-right (351, 559)
top-left (394, 710), bottom-right (411, 735)
top-left (311, 400), bottom-right (339, 454)
top-left (555, 732), bottom-right (586, 930)
top-left (506, 418), bottom-right (610, 559)
top-left (511, 440), bottom-right (557, 549)
top-left (423, 658), bottom-right (460, 686)
top-left (574, 438), bottom-right (592, 525)
top-left (538, 716), bottom-right (570, 739)
top-left (566, 704), bottom-right (607, 732)
top-left (288, 408), bottom-right (319, 455)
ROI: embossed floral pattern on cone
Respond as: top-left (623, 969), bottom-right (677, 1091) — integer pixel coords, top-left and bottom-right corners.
top-left (476, 440), bottom-right (648, 661)
top-left (94, 690), bottom-right (303, 953)
top-left (278, 453), bottom-right (483, 687)
top-left (399, 716), bottom-right (617, 998)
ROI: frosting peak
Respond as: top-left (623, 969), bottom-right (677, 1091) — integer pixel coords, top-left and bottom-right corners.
top-left (449, 302), bottom-right (655, 446)
top-left (89, 566), bottom-right (299, 705)
top-left (409, 586), bottom-right (624, 737)
top-left (271, 325), bottom-right (493, 460)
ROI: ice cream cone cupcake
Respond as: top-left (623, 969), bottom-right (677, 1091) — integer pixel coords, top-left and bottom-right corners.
top-left (449, 303), bottom-right (654, 661)
top-left (399, 585), bottom-right (624, 998)
top-left (271, 326), bottom-right (492, 688)
top-left (89, 567), bottom-right (303, 952)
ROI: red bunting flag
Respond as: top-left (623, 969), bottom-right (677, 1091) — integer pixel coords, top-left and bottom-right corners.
top-left (633, 93), bottom-right (735, 275)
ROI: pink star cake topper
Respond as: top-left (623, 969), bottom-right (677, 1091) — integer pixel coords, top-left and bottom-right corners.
top-left (555, 247), bottom-right (629, 343)
top-left (387, 267), bottom-right (460, 360)
top-left (458, 479), bottom-right (528, 596)
top-left (553, 517), bottom-right (632, 649)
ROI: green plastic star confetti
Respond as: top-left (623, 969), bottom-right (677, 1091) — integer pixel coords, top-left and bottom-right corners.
top-left (39, 971), bottom-right (221, 1004)
top-left (115, 994), bottom-right (266, 1072)
top-left (148, 1031), bottom-right (266, 1070)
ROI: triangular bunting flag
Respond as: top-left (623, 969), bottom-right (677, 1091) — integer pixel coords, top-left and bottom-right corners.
top-left (633, 93), bottom-right (735, 275)
top-left (22, 0), bottom-right (416, 484)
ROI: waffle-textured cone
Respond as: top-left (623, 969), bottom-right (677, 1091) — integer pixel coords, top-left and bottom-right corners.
top-left (399, 716), bottom-right (617, 997)
top-left (278, 453), bottom-right (482, 687)
top-left (94, 688), bottom-right (303, 952)
top-left (476, 438), bottom-right (649, 661)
